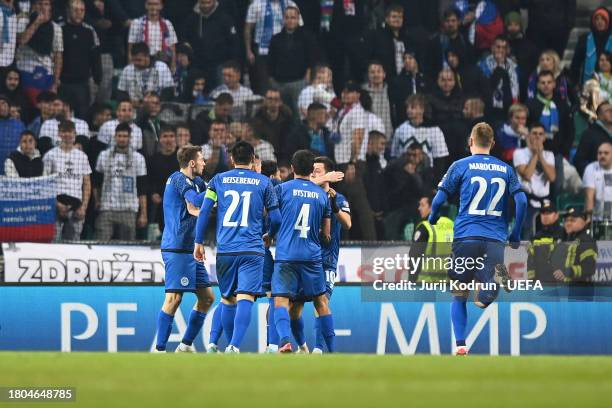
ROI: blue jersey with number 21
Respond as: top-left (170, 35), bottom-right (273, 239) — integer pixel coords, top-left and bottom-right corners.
top-left (438, 154), bottom-right (522, 242)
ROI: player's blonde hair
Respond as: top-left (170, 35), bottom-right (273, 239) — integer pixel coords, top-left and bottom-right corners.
top-left (470, 122), bottom-right (494, 148)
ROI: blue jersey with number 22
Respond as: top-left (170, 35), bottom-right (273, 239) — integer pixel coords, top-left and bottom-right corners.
top-left (438, 154), bottom-right (522, 242)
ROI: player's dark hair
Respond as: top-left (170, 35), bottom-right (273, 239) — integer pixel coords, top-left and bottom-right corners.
top-left (314, 156), bottom-right (335, 173)
top-left (292, 150), bottom-right (316, 176)
top-left (231, 141), bottom-right (255, 165)
top-left (131, 42), bottom-right (150, 57)
top-left (177, 144), bottom-right (202, 168)
top-left (115, 122), bottom-right (132, 135)
top-left (261, 160), bottom-right (278, 177)
top-left (58, 120), bottom-right (76, 133)
top-left (215, 92), bottom-right (234, 105)
top-left (471, 122), bottom-right (494, 148)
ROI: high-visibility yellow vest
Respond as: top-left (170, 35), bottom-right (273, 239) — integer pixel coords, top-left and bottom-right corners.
top-left (414, 217), bottom-right (454, 281)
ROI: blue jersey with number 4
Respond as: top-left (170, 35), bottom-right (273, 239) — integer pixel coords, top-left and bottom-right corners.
top-left (438, 154), bottom-right (522, 242)
top-left (207, 168), bottom-right (278, 255)
top-left (275, 179), bottom-right (331, 262)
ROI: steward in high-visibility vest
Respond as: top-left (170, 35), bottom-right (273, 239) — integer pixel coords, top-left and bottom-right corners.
top-left (411, 216), bottom-right (454, 282)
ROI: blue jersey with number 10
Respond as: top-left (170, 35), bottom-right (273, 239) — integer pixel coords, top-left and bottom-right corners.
top-left (274, 179), bottom-right (331, 262)
top-left (207, 168), bottom-right (278, 255)
top-left (438, 154), bottom-right (522, 242)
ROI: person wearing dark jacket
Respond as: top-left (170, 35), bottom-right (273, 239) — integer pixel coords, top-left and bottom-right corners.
top-left (284, 102), bottom-right (333, 161)
top-left (3, 130), bottom-right (43, 177)
top-left (250, 87), bottom-right (294, 156)
top-left (146, 127), bottom-right (178, 231)
top-left (366, 4), bottom-right (408, 81)
top-left (425, 7), bottom-right (473, 82)
top-left (574, 101), bottom-right (612, 176)
top-left (0, 68), bottom-right (29, 121)
top-left (59, 0), bottom-right (102, 120)
top-left (180, 0), bottom-right (240, 90)
top-left (445, 43), bottom-right (488, 101)
top-left (428, 68), bottom-right (464, 126)
top-left (523, 0), bottom-right (575, 57)
top-left (525, 70), bottom-right (572, 157)
top-left (504, 11), bottom-right (538, 100)
top-left (389, 49), bottom-right (428, 127)
top-left (363, 130), bottom-right (387, 239)
top-left (268, 6), bottom-right (316, 117)
top-left (526, 199), bottom-right (564, 283)
top-left (571, 7), bottom-right (612, 86)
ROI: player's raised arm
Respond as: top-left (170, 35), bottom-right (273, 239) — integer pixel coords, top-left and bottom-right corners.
top-left (193, 181), bottom-right (218, 261)
top-left (329, 188), bottom-right (351, 230)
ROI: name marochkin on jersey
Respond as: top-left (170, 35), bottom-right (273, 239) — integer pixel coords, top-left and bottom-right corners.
top-left (438, 154), bottom-right (522, 242)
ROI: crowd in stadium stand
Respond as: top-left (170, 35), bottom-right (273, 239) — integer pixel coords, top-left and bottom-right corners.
top-left (1, 0), bottom-right (612, 243)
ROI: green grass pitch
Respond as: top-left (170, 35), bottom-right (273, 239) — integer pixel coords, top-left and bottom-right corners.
top-left (1, 353), bottom-right (611, 408)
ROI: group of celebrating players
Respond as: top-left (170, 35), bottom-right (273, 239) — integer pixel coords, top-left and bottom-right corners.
top-left (152, 121), bottom-right (527, 356)
top-left (153, 139), bottom-right (350, 354)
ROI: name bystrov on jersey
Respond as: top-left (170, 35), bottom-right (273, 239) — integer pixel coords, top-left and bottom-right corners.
top-left (372, 280), bottom-right (544, 292)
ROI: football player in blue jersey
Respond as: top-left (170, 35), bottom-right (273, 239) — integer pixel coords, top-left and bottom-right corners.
top-left (429, 122), bottom-right (527, 356)
top-left (270, 150), bottom-right (335, 353)
top-left (155, 145), bottom-right (214, 353)
top-left (194, 142), bottom-right (281, 353)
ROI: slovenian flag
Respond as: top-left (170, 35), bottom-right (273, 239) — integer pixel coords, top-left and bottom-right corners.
top-left (0, 175), bottom-right (57, 242)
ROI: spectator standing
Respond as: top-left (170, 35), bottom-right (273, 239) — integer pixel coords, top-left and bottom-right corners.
top-left (97, 99), bottom-right (143, 151)
top-left (250, 86), bottom-right (293, 155)
top-left (94, 122), bottom-right (147, 241)
top-left (526, 70), bottom-right (572, 157)
top-left (477, 35), bottom-right (519, 122)
top-left (366, 4), bottom-right (407, 81)
top-left (575, 101), bottom-right (612, 176)
top-left (426, 7), bottom-right (473, 81)
top-left (16, 0), bottom-right (63, 105)
top-left (429, 68), bottom-right (464, 126)
top-left (190, 91), bottom-right (233, 145)
top-left (445, 43), bottom-right (488, 100)
top-left (210, 60), bottom-right (255, 121)
top-left (571, 7), bottom-right (612, 86)
top-left (181, 0), bottom-right (240, 91)
top-left (496, 102), bottom-right (529, 163)
top-left (267, 5), bottom-right (315, 117)
top-left (59, 0), bottom-right (101, 120)
top-left (128, 0), bottom-right (177, 70)
top-left (242, 120), bottom-right (275, 161)
top-left (4, 130), bottom-right (43, 177)
top-left (522, 0), bottom-right (575, 57)
top-left (136, 92), bottom-right (162, 159)
top-left (332, 81), bottom-right (366, 165)
top-left (117, 42), bottom-right (174, 105)
top-left (0, 94), bottom-right (25, 174)
top-left (527, 50), bottom-right (571, 105)
top-left (513, 124), bottom-right (556, 239)
top-left (146, 125), bottom-right (177, 231)
top-left (285, 101), bottom-right (333, 161)
top-left (584, 141), bottom-right (612, 222)
top-left (363, 61), bottom-right (392, 139)
top-left (504, 10), bottom-right (538, 99)
top-left (38, 96), bottom-right (89, 153)
top-left (297, 63), bottom-right (335, 120)
top-left (363, 130), bottom-right (387, 239)
top-left (27, 91), bottom-right (56, 137)
top-left (244, 0), bottom-right (301, 94)
top-left (390, 93), bottom-right (448, 183)
top-left (389, 49), bottom-right (428, 127)
top-left (86, 0), bottom-right (114, 103)
top-left (43, 119), bottom-right (91, 241)
top-left (201, 119), bottom-right (230, 177)
top-left (0, 0), bottom-right (18, 78)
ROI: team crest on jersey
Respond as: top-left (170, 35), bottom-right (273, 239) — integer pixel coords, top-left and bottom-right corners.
top-left (180, 277), bottom-right (189, 286)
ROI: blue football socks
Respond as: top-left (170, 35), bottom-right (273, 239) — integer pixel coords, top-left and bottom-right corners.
top-left (290, 316), bottom-right (306, 347)
top-left (314, 317), bottom-right (325, 350)
top-left (182, 310), bottom-right (206, 346)
top-left (155, 310), bottom-right (174, 351)
top-left (451, 297), bottom-right (468, 347)
top-left (209, 304), bottom-right (224, 345)
top-left (319, 314), bottom-right (335, 352)
top-left (267, 298), bottom-right (279, 345)
top-left (221, 303), bottom-right (237, 344)
top-left (274, 306), bottom-right (292, 344)
top-left (229, 299), bottom-right (253, 348)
